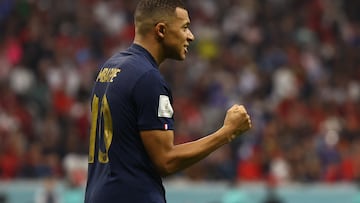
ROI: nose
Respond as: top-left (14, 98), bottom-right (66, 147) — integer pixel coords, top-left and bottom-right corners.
top-left (187, 29), bottom-right (195, 42)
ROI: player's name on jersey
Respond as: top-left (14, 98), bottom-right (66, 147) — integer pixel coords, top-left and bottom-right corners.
top-left (96, 68), bottom-right (121, 83)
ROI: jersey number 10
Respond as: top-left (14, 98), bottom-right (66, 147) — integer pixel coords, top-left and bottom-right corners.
top-left (88, 94), bottom-right (113, 164)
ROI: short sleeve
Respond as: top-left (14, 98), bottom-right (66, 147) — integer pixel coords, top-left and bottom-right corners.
top-left (133, 69), bottom-right (174, 131)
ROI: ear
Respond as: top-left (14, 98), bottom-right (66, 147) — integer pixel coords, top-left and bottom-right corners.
top-left (155, 23), bottom-right (166, 39)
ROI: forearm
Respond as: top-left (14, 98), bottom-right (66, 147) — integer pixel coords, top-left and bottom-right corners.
top-left (162, 127), bottom-right (232, 176)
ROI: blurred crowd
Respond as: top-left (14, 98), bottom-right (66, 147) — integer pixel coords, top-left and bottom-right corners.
top-left (0, 0), bottom-right (360, 187)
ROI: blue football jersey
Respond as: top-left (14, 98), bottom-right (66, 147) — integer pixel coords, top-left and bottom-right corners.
top-left (84, 44), bottom-right (174, 203)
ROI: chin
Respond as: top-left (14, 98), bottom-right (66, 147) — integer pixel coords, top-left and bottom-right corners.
top-left (179, 53), bottom-right (187, 60)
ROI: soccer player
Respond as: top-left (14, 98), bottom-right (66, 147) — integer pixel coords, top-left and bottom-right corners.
top-left (84, 0), bottom-right (252, 202)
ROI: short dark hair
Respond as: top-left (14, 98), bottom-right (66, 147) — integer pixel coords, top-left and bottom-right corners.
top-left (134, 0), bottom-right (186, 35)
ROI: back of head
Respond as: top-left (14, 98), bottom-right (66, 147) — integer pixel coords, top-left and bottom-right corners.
top-left (134, 0), bottom-right (186, 36)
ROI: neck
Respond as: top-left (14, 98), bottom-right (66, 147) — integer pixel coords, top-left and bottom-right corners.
top-left (133, 35), bottom-right (164, 65)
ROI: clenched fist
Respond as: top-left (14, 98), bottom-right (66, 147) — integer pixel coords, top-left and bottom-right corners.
top-left (222, 105), bottom-right (252, 142)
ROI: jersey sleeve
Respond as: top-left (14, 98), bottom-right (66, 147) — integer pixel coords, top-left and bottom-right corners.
top-left (133, 69), bottom-right (175, 131)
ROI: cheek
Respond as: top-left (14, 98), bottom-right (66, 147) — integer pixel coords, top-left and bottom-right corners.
top-left (168, 31), bottom-right (185, 44)
top-left (163, 41), bottom-right (180, 58)
top-left (165, 36), bottom-right (182, 51)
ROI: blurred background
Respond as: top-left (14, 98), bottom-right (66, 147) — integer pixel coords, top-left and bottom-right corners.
top-left (0, 0), bottom-right (360, 202)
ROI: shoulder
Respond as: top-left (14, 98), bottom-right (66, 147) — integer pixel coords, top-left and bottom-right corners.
top-left (105, 49), bottom-right (156, 74)
top-left (98, 48), bottom-right (164, 90)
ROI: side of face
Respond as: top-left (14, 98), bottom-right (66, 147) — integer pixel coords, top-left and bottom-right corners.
top-left (160, 7), bottom-right (195, 60)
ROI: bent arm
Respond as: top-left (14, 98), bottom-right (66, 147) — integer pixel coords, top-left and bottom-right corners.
top-left (140, 127), bottom-right (231, 177)
top-left (141, 104), bottom-right (251, 177)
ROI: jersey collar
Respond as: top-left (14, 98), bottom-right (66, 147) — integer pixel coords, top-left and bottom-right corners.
top-left (129, 43), bottom-right (159, 68)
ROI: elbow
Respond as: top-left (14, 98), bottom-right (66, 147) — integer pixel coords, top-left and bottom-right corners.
top-left (154, 159), bottom-right (177, 177)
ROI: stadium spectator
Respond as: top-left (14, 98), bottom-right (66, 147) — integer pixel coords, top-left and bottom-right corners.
top-left (0, 0), bottom-right (359, 184)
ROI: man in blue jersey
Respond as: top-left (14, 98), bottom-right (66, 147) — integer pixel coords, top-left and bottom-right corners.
top-left (84, 0), bottom-right (252, 202)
